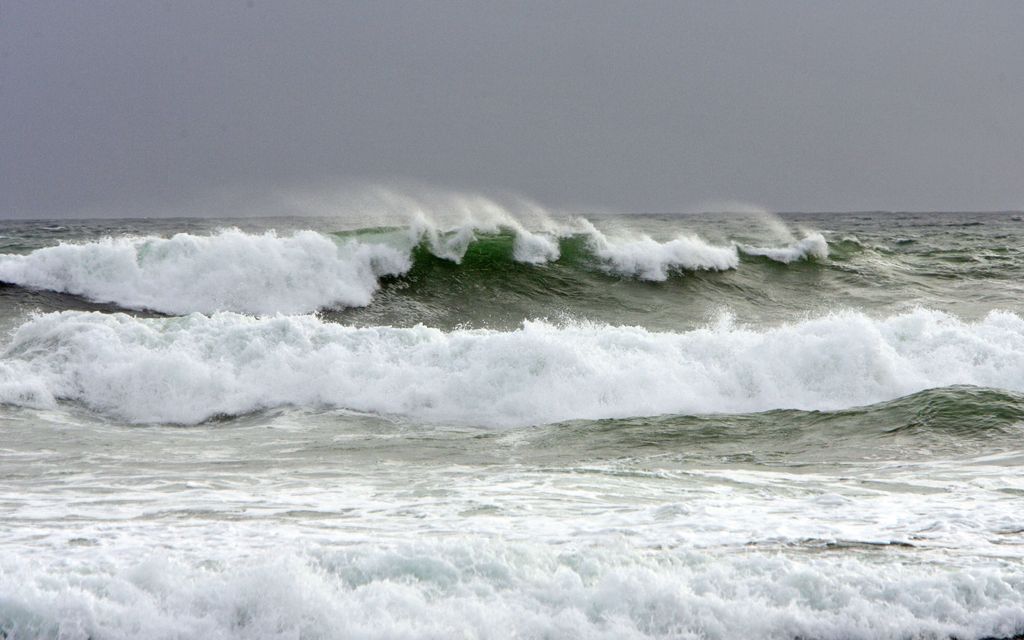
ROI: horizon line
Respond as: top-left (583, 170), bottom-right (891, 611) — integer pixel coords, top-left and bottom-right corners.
top-left (1, 209), bottom-right (1023, 222)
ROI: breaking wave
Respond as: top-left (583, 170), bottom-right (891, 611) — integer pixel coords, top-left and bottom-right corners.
top-left (0, 229), bottom-right (412, 315)
top-left (2, 542), bottom-right (1022, 640)
top-left (739, 231), bottom-right (829, 263)
top-left (2, 308), bottom-right (1022, 425)
top-left (585, 232), bottom-right (739, 280)
top-left (0, 221), bottom-right (831, 315)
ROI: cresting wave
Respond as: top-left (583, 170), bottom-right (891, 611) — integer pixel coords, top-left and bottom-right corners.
top-left (2, 308), bottom-right (1022, 425)
top-left (0, 229), bottom-right (412, 316)
top-left (739, 231), bottom-right (829, 263)
top-left (3, 543), bottom-right (1023, 640)
top-left (0, 222), bottom-right (828, 314)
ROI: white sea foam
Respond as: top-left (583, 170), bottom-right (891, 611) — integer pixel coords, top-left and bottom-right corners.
top-left (590, 234), bottom-right (739, 280)
top-left (345, 185), bottom-right (565, 265)
top-left (0, 222), bottom-right (568, 315)
top-left (0, 217), bottom-right (831, 316)
top-left (573, 219), bottom-right (738, 280)
top-left (408, 213), bottom-right (562, 265)
top-left (0, 229), bottom-right (412, 315)
top-left (512, 229), bottom-right (561, 264)
top-left (2, 542), bottom-right (1022, 640)
top-left (740, 231), bottom-right (830, 263)
top-left (2, 308), bottom-right (1024, 425)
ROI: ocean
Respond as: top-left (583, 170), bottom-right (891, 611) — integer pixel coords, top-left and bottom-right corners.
top-left (0, 211), bottom-right (1022, 639)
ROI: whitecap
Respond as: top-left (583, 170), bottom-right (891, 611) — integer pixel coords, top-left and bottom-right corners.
top-left (3, 308), bottom-right (1023, 425)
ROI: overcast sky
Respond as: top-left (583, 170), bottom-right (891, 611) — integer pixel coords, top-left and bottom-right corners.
top-left (2, 1), bottom-right (1022, 218)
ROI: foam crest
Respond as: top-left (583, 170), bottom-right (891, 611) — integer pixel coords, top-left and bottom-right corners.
top-left (512, 229), bottom-right (561, 264)
top-left (408, 213), bottom-right (561, 265)
top-left (0, 229), bottom-right (411, 315)
top-left (3, 308), bottom-right (1024, 425)
top-left (329, 185), bottom-right (565, 264)
top-left (578, 221), bottom-right (739, 280)
top-left (0, 215), bottom-right (833, 316)
top-left (2, 544), bottom-right (1022, 640)
top-left (741, 232), bottom-right (830, 263)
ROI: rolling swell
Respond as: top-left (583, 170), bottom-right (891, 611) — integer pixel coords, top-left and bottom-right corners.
top-left (536, 386), bottom-right (1024, 463)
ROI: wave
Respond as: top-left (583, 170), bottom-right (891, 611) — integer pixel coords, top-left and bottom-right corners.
top-left (739, 231), bottom-right (829, 263)
top-left (586, 232), bottom-right (739, 280)
top-left (2, 308), bottom-right (1022, 425)
top-left (0, 221), bottom-right (831, 314)
top-left (543, 386), bottom-right (1024, 458)
top-left (0, 229), bottom-right (412, 315)
top-left (2, 542), bottom-right (1022, 640)
top-left (407, 212), bottom-right (563, 265)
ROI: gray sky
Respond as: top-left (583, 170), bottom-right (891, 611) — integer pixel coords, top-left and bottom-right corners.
top-left (2, 1), bottom-right (1023, 218)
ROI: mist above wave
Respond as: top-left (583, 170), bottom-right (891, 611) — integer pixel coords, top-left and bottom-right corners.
top-left (2, 308), bottom-right (1022, 425)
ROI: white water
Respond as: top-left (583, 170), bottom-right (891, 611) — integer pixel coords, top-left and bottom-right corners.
top-left (0, 224), bottom-right (562, 314)
top-left (2, 308), bottom-right (1023, 425)
top-left (0, 220), bottom-right (832, 314)
top-left (588, 234), bottom-right (739, 280)
top-left (3, 541), bottom-right (1022, 640)
top-left (3, 213), bottom-right (1021, 640)
top-left (740, 232), bottom-right (830, 263)
top-left (0, 229), bottom-right (412, 315)
top-left (2, 405), bottom-right (1022, 640)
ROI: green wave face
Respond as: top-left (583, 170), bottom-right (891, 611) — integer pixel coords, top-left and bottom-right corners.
top-left (522, 386), bottom-right (1024, 468)
top-left (323, 226), bottom-right (837, 330)
top-left (3, 212), bottom-right (1023, 332)
top-left (327, 213), bottom-right (1024, 330)
top-left (330, 231), bottom-right (634, 329)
